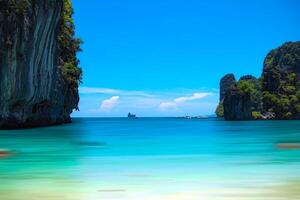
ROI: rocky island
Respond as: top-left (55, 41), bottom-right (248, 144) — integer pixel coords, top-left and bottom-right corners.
top-left (216, 41), bottom-right (300, 120)
top-left (0, 0), bottom-right (82, 128)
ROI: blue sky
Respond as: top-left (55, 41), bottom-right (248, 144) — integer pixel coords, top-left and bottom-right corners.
top-left (72, 0), bottom-right (300, 117)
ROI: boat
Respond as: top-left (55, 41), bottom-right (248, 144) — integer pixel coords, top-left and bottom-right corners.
top-left (128, 112), bottom-right (137, 118)
top-left (177, 115), bottom-right (208, 119)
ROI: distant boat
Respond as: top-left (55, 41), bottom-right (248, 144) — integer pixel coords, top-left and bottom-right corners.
top-left (177, 115), bottom-right (208, 119)
top-left (128, 112), bottom-right (137, 118)
top-left (193, 115), bottom-right (208, 119)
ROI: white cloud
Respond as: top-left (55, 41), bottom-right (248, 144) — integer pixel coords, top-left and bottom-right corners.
top-left (73, 87), bottom-right (218, 117)
top-left (174, 92), bottom-right (213, 103)
top-left (159, 92), bottom-right (213, 111)
top-left (100, 96), bottom-right (120, 111)
top-left (80, 87), bottom-right (119, 94)
top-left (79, 87), bottom-right (154, 97)
top-left (159, 102), bottom-right (177, 110)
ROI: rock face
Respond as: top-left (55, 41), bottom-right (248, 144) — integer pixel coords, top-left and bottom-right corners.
top-left (261, 42), bottom-right (300, 119)
top-left (240, 75), bottom-right (257, 81)
top-left (223, 87), bottom-right (252, 120)
top-left (219, 73), bottom-right (236, 101)
top-left (215, 73), bottom-right (236, 117)
top-left (262, 42), bottom-right (300, 94)
top-left (0, 0), bottom-right (81, 128)
top-left (223, 76), bottom-right (261, 120)
top-left (217, 41), bottom-right (300, 120)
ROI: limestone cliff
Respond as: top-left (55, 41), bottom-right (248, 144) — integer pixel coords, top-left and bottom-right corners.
top-left (223, 75), bottom-right (261, 120)
top-left (223, 87), bottom-right (252, 120)
top-left (0, 0), bottom-right (82, 128)
top-left (215, 73), bottom-right (236, 117)
top-left (219, 73), bottom-right (236, 101)
top-left (217, 41), bottom-right (300, 120)
top-left (261, 42), bottom-right (300, 119)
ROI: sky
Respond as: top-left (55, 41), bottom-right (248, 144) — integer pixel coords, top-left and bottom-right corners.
top-left (71, 0), bottom-right (300, 117)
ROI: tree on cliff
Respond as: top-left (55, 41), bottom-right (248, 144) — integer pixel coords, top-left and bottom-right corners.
top-left (59, 0), bottom-right (82, 89)
top-left (262, 42), bottom-right (300, 119)
top-left (0, 0), bottom-right (82, 128)
top-left (217, 41), bottom-right (300, 120)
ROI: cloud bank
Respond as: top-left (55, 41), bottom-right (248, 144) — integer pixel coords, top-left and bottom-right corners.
top-left (159, 92), bottom-right (213, 111)
top-left (80, 87), bottom-right (154, 97)
top-left (74, 87), bottom-right (218, 117)
top-left (100, 96), bottom-right (120, 111)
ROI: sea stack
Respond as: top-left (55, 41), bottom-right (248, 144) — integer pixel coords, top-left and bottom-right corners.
top-left (216, 41), bottom-right (300, 120)
top-left (0, 0), bottom-right (82, 128)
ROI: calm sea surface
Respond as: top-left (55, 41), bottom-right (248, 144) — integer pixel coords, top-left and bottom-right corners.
top-left (0, 118), bottom-right (300, 200)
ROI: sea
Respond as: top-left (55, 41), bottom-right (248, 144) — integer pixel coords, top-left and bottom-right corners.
top-left (0, 118), bottom-right (300, 200)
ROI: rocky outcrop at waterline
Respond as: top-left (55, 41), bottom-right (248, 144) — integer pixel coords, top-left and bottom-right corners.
top-left (0, 0), bottom-right (82, 128)
top-left (216, 41), bottom-right (300, 120)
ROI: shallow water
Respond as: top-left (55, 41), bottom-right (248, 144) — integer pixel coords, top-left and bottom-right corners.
top-left (0, 118), bottom-right (300, 200)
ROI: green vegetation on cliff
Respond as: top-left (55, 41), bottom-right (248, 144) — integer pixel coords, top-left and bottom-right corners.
top-left (262, 42), bottom-right (300, 119)
top-left (1, 0), bottom-right (31, 13)
top-left (215, 102), bottom-right (224, 117)
top-left (251, 111), bottom-right (262, 120)
top-left (237, 78), bottom-right (262, 114)
top-left (58, 0), bottom-right (82, 88)
top-left (222, 76), bottom-right (261, 120)
top-left (217, 41), bottom-right (300, 120)
top-left (1, 0), bottom-right (82, 88)
top-left (0, 0), bottom-right (82, 128)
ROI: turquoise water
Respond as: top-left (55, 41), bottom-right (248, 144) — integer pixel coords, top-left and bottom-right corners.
top-left (1, 118), bottom-right (300, 200)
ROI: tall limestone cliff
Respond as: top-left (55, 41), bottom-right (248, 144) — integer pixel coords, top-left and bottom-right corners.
top-left (219, 73), bottom-right (236, 101)
top-left (261, 42), bottom-right (300, 119)
top-left (217, 42), bottom-right (300, 120)
top-left (223, 75), bottom-right (261, 120)
top-left (0, 0), bottom-right (82, 128)
top-left (215, 73), bottom-right (236, 117)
